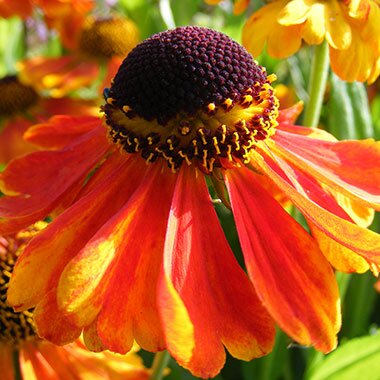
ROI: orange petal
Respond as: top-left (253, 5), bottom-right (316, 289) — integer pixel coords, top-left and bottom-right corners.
top-left (34, 290), bottom-right (82, 345)
top-left (254, 149), bottom-right (380, 267)
top-left (233, 0), bottom-right (250, 14)
top-left (61, 164), bottom-right (176, 353)
top-left (19, 56), bottom-right (99, 98)
top-left (225, 165), bottom-right (341, 353)
top-left (24, 115), bottom-right (102, 150)
top-left (39, 97), bottom-right (98, 118)
top-left (277, 121), bottom-right (338, 141)
top-left (261, 157), bottom-right (372, 273)
top-left (277, 101), bottom-right (304, 123)
top-left (0, 118), bottom-right (37, 164)
top-left (0, 345), bottom-right (14, 380)
top-left (273, 129), bottom-right (380, 209)
top-left (0, 0), bottom-right (32, 18)
top-left (311, 227), bottom-right (370, 273)
top-left (100, 57), bottom-right (123, 95)
top-left (0, 126), bottom-right (108, 234)
top-left (19, 343), bottom-right (54, 380)
top-left (7, 153), bottom-right (144, 312)
top-left (159, 165), bottom-right (275, 378)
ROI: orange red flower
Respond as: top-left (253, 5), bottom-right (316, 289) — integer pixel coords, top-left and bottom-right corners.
top-left (18, 16), bottom-right (140, 98)
top-left (240, 0), bottom-right (380, 83)
top-left (1, 26), bottom-right (380, 378)
top-left (0, 75), bottom-right (97, 164)
top-left (0, 224), bottom-right (150, 380)
top-left (0, 0), bottom-right (93, 23)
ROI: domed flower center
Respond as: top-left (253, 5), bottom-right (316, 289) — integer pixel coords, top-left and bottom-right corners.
top-left (103, 26), bottom-right (279, 172)
top-left (79, 17), bottom-right (139, 60)
top-left (0, 223), bottom-right (46, 346)
top-left (0, 76), bottom-right (39, 117)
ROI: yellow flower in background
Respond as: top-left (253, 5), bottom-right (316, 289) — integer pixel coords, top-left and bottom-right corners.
top-left (242, 0), bottom-right (380, 83)
top-left (0, 223), bottom-right (151, 380)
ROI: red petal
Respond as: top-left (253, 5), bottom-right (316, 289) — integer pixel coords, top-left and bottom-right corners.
top-left (277, 101), bottom-right (304, 123)
top-left (262, 157), bottom-right (373, 273)
top-left (225, 165), bottom-right (341, 353)
top-left (34, 290), bottom-right (82, 345)
top-left (59, 164), bottom-right (176, 353)
top-left (0, 345), bottom-right (14, 380)
top-left (7, 154), bottom-right (146, 311)
top-left (0, 118), bottom-right (36, 163)
top-left (0, 126), bottom-right (109, 234)
top-left (39, 97), bottom-right (98, 119)
top-left (159, 165), bottom-right (275, 378)
top-left (254, 149), bottom-right (380, 267)
top-left (273, 130), bottom-right (380, 209)
top-left (24, 115), bottom-right (101, 149)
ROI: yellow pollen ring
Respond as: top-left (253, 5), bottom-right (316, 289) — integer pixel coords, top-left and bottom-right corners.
top-left (104, 77), bottom-right (279, 173)
top-left (207, 102), bottom-right (216, 113)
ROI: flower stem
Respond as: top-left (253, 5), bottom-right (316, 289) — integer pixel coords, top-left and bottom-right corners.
top-left (12, 349), bottom-right (23, 380)
top-left (303, 41), bottom-right (329, 127)
top-left (159, 0), bottom-right (176, 29)
top-left (150, 350), bottom-right (171, 380)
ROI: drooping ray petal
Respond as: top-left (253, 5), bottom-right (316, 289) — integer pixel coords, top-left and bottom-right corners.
top-left (277, 122), bottom-right (337, 141)
top-left (83, 321), bottom-right (106, 352)
top-left (31, 342), bottom-right (79, 379)
top-left (277, 102), bottom-right (304, 124)
top-left (311, 227), bottom-right (370, 273)
top-left (0, 126), bottom-right (109, 234)
top-left (0, 346), bottom-right (14, 380)
top-left (225, 165), bottom-right (341, 353)
top-left (263, 156), bottom-right (373, 272)
top-left (24, 115), bottom-right (101, 150)
top-left (254, 149), bottom-right (380, 266)
top-left (59, 164), bottom-right (176, 353)
top-left (328, 188), bottom-right (375, 228)
top-left (0, 118), bottom-right (37, 163)
top-left (159, 165), bottom-right (275, 378)
top-left (272, 130), bottom-right (380, 209)
top-left (8, 154), bottom-right (146, 311)
top-left (33, 290), bottom-right (82, 345)
top-left (19, 345), bottom-right (53, 380)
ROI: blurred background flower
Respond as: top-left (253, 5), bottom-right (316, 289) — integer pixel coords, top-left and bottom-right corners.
top-left (241, 0), bottom-right (380, 83)
top-left (0, 73), bottom-right (97, 165)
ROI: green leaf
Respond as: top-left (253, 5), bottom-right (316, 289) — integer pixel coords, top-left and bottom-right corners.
top-left (346, 81), bottom-right (374, 139)
top-left (341, 272), bottom-right (377, 339)
top-left (327, 73), bottom-right (358, 139)
top-left (307, 332), bottom-right (380, 380)
top-left (370, 95), bottom-right (380, 139)
top-left (327, 74), bottom-right (375, 139)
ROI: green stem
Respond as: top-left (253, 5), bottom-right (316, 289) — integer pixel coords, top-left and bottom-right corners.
top-left (12, 349), bottom-right (23, 380)
top-left (303, 41), bottom-right (330, 127)
top-left (150, 350), bottom-right (170, 380)
top-left (159, 0), bottom-right (176, 29)
top-left (335, 271), bottom-right (351, 301)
